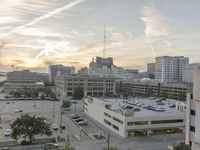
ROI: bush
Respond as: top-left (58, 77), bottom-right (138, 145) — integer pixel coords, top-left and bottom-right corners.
top-left (21, 140), bottom-right (31, 145)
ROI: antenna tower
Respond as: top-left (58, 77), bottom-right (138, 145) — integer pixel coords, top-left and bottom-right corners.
top-left (103, 24), bottom-right (106, 58)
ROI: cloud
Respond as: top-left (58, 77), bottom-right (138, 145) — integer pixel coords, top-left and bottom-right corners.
top-left (0, 0), bottom-right (87, 39)
top-left (140, 6), bottom-right (171, 38)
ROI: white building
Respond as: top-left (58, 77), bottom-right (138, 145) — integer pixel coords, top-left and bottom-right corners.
top-left (49, 64), bottom-right (75, 83)
top-left (185, 67), bottom-right (200, 149)
top-left (183, 63), bottom-right (200, 83)
top-left (155, 56), bottom-right (189, 82)
top-left (84, 97), bottom-right (185, 138)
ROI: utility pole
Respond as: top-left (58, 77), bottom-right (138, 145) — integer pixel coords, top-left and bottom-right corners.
top-left (107, 131), bottom-right (110, 150)
top-left (53, 101), bottom-right (55, 120)
top-left (60, 107), bottom-right (63, 133)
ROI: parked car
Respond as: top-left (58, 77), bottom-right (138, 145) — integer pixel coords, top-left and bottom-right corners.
top-left (155, 108), bottom-right (165, 112)
top-left (4, 129), bottom-right (12, 136)
top-left (43, 143), bottom-right (59, 149)
top-left (78, 120), bottom-right (88, 125)
top-left (0, 147), bottom-right (9, 150)
top-left (169, 104), bottom-right (176, 108)
top-left (60, 124), bottom-right (66, 129)
top-left (52, 124), bottom-right (59, 130)
top-left (9, 120), bottom-right (15, 126)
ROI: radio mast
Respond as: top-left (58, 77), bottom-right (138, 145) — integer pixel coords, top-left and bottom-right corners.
top-left (103, 24), bottom-right (106, 58)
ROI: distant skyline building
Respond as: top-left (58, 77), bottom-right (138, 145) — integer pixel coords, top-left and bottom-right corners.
top-left (4, 70), bottom-right (45, 94)
top-left (155, 56), bottom-right (189, 82)
top-left (147, 63), bottom-right (155, 79)
top-left (89, 56), bottom-right (113, 68)
top-left (49, 64), bottom-right (75, 83)
top-left (79, 56), bottom-right (139, 80)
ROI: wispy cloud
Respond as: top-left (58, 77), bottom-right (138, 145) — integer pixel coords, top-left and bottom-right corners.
top-left (140, 6), bottom-right (171, 38)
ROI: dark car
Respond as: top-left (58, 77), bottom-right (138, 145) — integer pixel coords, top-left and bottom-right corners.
top-left (60, 124), bottom-right (66, 129)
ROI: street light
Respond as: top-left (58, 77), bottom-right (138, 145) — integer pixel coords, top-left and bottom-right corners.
top-left (79, 126), bottom-right (82, 141)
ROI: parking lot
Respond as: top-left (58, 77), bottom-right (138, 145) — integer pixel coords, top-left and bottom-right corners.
top-left (0, 99), bottom-right (91, 143)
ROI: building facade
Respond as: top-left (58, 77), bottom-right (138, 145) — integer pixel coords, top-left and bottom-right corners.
top-left (117, 80), bottom-right (188, 101)
top-left (49, 64), bottom-right (75, 83)
top-left (183, 63), bottom-right (200, 83)
top-left (147, 63), bottom-right (155, 79)
top-left (84, 97), bottom-right (185, 138)
top-left (185, 67), bottom-right (200, 149)
top-left (155, 56), bottom-right (189, 82)
top-left (4, 70), bottom-right (45, 94)
top-left (54, 75), bottom-right (116, 98)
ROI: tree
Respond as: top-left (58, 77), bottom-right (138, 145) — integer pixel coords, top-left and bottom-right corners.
top-left (102, 147), bottom-right (118, 150)
top-left (61, 101), bottom-right (71, 108)
top-left (173, 143), bottom-right (191, 150)
top-left (73, 87), bottom-right (84, 100)
top-left (11, 114), bottom-right (52, 143)
top-left (60, 142), bottom-right (75, 150)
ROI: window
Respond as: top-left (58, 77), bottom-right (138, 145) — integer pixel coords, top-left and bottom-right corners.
top-left (112, 124), bottom-right (119, 131)
top-left (104, 119), bottom-right (111, 126)
top-left (112, 117), bottom-right (123, 124)
top-left (67, 92), bottom-right (72, 96)
top-left (191, 110), bottom-right (196, 116)
top-left (190, 126), bottom-right (195, 132)
top-left (104, 112), bottom-right (111, 118)
top-left (151, 119), bottom-right (183, 124)
top-left (127, 121), bottom-right (148, 126)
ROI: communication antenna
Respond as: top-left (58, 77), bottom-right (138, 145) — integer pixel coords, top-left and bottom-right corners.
top-left (103, 24), bottom-right (106, 58)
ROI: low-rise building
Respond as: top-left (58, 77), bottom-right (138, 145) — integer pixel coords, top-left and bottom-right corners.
top-left (4, 70), bottom-right (45, 94)
top-left (54, 75), bottom-right (116, 97)
top-left (84, 97), bottom-right (185, 138)
top-left (117, 80), bottom-right (188, 100)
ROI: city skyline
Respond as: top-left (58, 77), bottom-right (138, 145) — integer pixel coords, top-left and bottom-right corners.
top-left (0, 0), bottom-right (200, 72)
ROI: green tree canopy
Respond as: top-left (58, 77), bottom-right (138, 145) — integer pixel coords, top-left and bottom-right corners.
top-left (73, 87), bottom-right (84, 100)
top-left (174, 143), bottom-right (191, 150)
top-left (61, 101), bottom-right (71, 108)
top-left (102, 147), bottom-right (118, 150)
top-left (11, 114), bottom-right (52, 143)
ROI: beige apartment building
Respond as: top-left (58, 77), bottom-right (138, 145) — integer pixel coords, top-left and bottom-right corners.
top-left (54, 75), bottom-right (116, 97)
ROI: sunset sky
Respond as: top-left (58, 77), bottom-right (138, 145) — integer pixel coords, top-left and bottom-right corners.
top-left (0, 0), bottom-right (200, 72)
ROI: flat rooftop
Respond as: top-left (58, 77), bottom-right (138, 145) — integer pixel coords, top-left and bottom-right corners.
top-left (98, 98), bottom-right (185, 117)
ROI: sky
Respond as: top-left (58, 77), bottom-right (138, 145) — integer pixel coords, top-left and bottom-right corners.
top-left (0, 0), bottom-right (200, 72)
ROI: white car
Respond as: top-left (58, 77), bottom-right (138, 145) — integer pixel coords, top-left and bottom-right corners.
top-left (4, 129), bottom-right (12, 136)
top-left (52, 124), bottom-right (59, 130)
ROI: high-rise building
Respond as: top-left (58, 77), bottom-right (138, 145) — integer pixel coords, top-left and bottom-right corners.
top-left (185, 66), bottom-right (200, 149)
top-left (155, 56), bottom-right (189, 82)
top-left (183, 63), bottom-right (200, 83)
top-left (147, 63), bottom-right (155, 78)
top-left (49, 64), bottom-right (75, 83)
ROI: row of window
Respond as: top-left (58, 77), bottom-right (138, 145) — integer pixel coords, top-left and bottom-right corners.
top-left (127, 119), bottom-right (183, 126)
top-left (104, 112), bottom-right (123, 124)
top-left (104, 119), bottom-right (119, 131)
